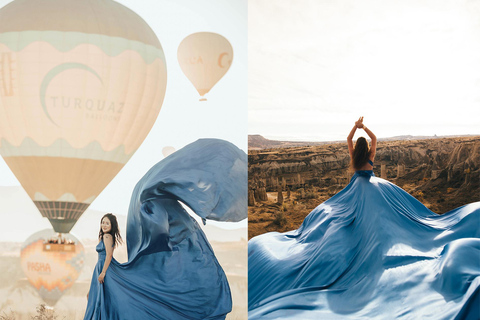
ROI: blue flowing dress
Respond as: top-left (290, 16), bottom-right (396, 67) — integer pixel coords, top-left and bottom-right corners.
top-left (84, 139), bottom-right (247, 320)
top-left (248, 170), bottom-right (480, 319)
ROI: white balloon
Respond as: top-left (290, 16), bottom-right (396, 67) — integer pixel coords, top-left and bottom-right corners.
top-left (162, 146), bottom-right (176, 158)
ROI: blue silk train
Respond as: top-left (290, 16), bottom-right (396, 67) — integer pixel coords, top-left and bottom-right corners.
top-left (248, 171), bottom-right (480, 319)
top-left (84, 139), bottom-right (247, 320)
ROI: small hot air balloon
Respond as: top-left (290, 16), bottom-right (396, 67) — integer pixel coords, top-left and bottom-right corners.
top-left (178, 32), bottom-right (233, 101)
top-left (162, 146), bottom-right (176, 158)
top-left (20, 229), bottom-right (85, 306)
top-left (0, 0), bottom-right (167, 233)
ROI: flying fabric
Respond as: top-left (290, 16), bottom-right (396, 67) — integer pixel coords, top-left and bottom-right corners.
top-left (248, 171), bottom-right (480, 319)
top-left (84, 139), bottom-right (247, 320)
top-left (0, 0), bottom-right (167, 233)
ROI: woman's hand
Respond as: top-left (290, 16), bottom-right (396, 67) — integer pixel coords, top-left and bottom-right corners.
top-left (355, 116), bottom-right (364, 128)
top-left (98, 272), bottom-right (106, 284)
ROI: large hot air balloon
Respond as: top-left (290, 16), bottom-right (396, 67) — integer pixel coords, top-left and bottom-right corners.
top-left (20, 229), bottom-right (85, 306)
top-left (178, 32), bottom-right (233, 101)
top-left (0, 0), bottom-right (167, 233)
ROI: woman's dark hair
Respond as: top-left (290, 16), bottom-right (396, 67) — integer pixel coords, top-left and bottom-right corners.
top-left (98, 213), bottom-right (123, 248)
top-left (351, 137), bottom-right (371, 170)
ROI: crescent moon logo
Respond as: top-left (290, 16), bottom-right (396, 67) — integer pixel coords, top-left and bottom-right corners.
top-left (218, 52), bottom-right (230, 68)
top-left (40, 63), bottom-right (103, 127)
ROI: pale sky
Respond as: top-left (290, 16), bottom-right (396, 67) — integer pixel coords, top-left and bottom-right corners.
top-left (249, 0), bottom-right (480, 141)
top-left (0, 0), bottom-right (247, 228)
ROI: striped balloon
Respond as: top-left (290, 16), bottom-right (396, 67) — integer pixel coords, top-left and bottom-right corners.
top-left (0, 0), bottom-right (167, 232)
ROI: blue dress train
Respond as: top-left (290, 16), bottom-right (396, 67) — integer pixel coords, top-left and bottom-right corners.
top-left (84, 139), bottom-right (247, 320)
top-left (248, 170), bottom-right (480, 319)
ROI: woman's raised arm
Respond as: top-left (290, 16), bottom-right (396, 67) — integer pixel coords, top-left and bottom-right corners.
top-left (348, 117), bottom-right (364, 158)
top-left (347, 125), bottom-right (356, 158)
top-left (363, 125), bottom-right (377, 160)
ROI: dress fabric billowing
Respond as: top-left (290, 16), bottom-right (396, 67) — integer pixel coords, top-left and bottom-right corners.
top-left (248, 170), bottom-right (480, 319)
top-left (84, 139), bottom-right (247, 320)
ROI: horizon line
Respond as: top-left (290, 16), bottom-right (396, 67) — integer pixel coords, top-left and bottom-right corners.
top-left (248, 133), bottom-right (480, 144)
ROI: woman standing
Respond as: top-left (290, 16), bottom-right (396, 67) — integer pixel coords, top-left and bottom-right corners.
top-left (85, 213), bottom-right (122, 305)
top-left (83, 139), bottom-right (247, 320)
top-left (347, 116), bottom-right (376, 171)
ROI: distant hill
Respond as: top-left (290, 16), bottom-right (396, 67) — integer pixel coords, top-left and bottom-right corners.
top-left (248, 135), bottom-right (329, 150)
top-left (249, 134), bottom-right (477, 150)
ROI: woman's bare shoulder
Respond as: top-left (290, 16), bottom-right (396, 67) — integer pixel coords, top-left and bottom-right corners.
top-left (103, 234), bottom-right (114, 250)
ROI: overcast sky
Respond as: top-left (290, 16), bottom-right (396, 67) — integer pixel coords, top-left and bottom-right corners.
top-left (0, 0), bottom-right (247, 229)
top-left (249, 0), bottom-right (480, 141)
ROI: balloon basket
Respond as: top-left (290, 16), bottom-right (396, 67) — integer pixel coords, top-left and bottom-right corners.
top-left (43, 243), bottom-right (76, 252)
top-left (199, 97), bottom-right (207, 101)
top-left (43, 233), bottom-right (77, 252)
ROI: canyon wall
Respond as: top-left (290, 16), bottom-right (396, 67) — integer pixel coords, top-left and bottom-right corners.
top-left (248, 136), bottom-right (479, 213)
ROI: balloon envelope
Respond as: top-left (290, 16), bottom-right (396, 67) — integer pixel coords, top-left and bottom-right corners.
top-left (162, 146), bottom-right (176, 158)
top-left (20, 229), bottom-right (85, 306)
top-left (178, 32), bottom-right (233, 99)
top-left (0, 0), bottom-right (167, 233)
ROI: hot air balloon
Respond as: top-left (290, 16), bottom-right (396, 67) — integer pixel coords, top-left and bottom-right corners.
top-left (178, 32), bottom-right (233, 101)
top-left (20, 229), bottom-right (85, 306)
top-left (0, 0), bottom-right (167, 233)
top-left (162, 146), bottom-right (176, 158)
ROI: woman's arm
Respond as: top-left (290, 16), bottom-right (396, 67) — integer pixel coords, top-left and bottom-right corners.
top-left (348, 117), bottom-right (364, 158)
top-left (363, 125), bottom-right (377, 160)
top-left (98, 234), bottom-right (114, 284)
top-left (347, 125), bottom-right (356, 158)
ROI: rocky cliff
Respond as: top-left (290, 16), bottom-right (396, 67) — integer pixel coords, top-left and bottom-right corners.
top-left (248, 136), bottom-right (480, 238)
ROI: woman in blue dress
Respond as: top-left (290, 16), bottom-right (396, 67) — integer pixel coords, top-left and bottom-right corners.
top-left (83, 139), bottom-right (247, 320)
top-left (96, 214), bottom-right (123, 285)
top-left (248, 118), bottom-right (479, 319)
top-left (85, 213), bottom-right (122, 302)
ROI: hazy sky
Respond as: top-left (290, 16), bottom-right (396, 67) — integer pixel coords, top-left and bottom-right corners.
top-left (0, 0), bottom-right (247, 228)
top-left (249, 0), bottom-right (480, 141)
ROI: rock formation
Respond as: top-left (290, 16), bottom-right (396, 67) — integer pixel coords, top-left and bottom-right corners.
top-left (277, 187), bottom-right (283, 204)
top-left (248, 190), bottom-right (255, 206)
top-left (381, 164), bottom-right (387, 179)
top-left (248, 136), bottom-right (480, 213)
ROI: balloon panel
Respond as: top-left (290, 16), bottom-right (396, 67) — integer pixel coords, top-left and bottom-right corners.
top-left (3, 157), bottom-right (123, 202)
top-left (178, 32), bottom-right (233, 97)
top-left (0, 42), bottom-right (165, 154)
top-left (20, 229), bottom-right (85, 306)
top-left (0, 0), bottom-right (162, 49)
